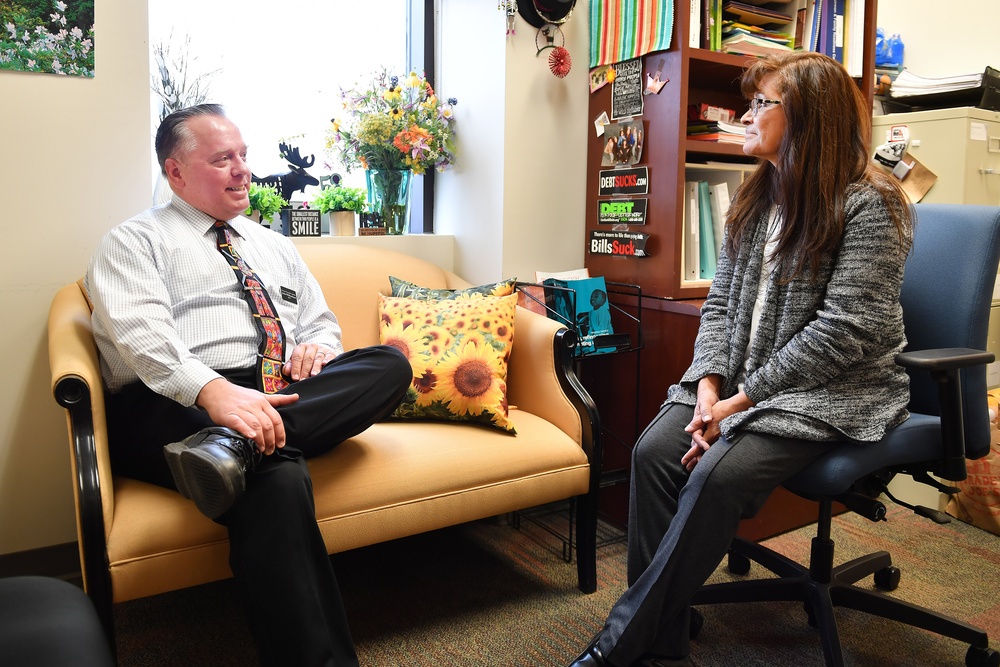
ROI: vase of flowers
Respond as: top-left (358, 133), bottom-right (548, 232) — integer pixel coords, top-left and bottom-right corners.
top-left (327, 69), bottom-right (457, 234)
top-left (364, 169), bottom-right (412, 235)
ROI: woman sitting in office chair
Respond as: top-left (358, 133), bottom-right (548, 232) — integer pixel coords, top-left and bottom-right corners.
top-left (566, 52), bottom-right (914, 667)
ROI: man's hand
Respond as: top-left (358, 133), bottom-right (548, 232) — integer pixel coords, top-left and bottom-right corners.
top-left (283, 343), bottom-right (338, 382)
top-left (196, 378), bottom-right (299, 454)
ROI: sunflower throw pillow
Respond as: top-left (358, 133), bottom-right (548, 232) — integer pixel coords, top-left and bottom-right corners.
top-left (377, 292), bottom-right (518, 433)
top-left (388, 276), bottom-right (517, 300)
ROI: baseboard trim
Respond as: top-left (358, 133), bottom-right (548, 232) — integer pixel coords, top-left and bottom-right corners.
top-left (0, 542), bottom-right (81, 580)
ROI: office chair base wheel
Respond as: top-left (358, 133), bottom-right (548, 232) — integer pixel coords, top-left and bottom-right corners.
top-left (966, 645), bottom-right (1000, 667)
top-left (874, 565), bottom-right (901, 591)
top-left (727, 551), bottom-right (752, 575)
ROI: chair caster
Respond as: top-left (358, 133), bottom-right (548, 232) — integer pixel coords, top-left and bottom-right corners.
top-left (966, 645), bottom-right (1000, 667)
top-left (874, 565), bottom-right (901, 591)
top-left (727, 550), bottom-right (751, 575)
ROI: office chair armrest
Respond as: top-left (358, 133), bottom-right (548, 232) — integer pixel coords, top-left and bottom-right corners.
top-left (895, 347), bottom-right (995, 372)
top-left (896, 347), bottom-right (995, 480)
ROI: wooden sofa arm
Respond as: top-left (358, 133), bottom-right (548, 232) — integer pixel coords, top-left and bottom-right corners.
top-left (47, 282), bottom-right (115, 641)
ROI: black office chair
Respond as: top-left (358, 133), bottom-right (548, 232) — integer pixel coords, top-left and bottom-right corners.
top-left (0, 576), bottom-right (116, 666)
top-left (691, 204), bottom-right (1000, 667)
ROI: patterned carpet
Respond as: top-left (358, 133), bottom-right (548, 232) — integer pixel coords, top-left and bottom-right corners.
top-left (112, 504), bottom-right (999, 666)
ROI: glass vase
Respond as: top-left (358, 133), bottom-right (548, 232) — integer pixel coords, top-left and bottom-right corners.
top-left (365, 169), bottom-right (413, 235)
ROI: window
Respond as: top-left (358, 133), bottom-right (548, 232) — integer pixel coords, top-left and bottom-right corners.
top-left (149, 0), bottom-right (434, 231)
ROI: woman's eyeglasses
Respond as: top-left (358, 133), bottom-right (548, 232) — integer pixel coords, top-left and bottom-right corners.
top-left (749, 98), bottom-right (782, 117)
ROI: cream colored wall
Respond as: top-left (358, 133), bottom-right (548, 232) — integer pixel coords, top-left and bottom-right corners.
top-left (878, 0), bottom-right (997, 77)
top-left (435, 1), bottom-right (589, 285)
top-left (0, 0), bottom-right (153, 554)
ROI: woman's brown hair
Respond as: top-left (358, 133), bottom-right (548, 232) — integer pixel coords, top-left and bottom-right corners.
top-left (724, 52), bottom-right (911, 281)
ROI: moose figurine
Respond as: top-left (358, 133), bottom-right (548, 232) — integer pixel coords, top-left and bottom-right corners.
top-left (252, 142), bottom-right (320, 202)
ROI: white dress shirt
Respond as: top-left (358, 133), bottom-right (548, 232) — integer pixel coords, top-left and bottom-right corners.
top-left (86, 196), bottom-right (343, 406)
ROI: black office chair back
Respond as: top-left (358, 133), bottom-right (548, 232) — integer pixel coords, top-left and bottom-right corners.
top-left (900, 204), bottom-right (1000, 459)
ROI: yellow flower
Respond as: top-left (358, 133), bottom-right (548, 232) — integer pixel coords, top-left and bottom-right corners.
top-left (606, 67), bottom-right (617, 83)
top-left (435, 338), bottom-right (506, 417)
top-left (330, 118), bottom-right (340, 133)
top-left (384, 86), bottom-right (402, 102)
top-left (406, 71), bottom-right (422, 88)
top-left (379, 320), bottom-right (430, 379)
top-left (412, 366), bottom-right (441, 406)
top-left (422, 325), bottom-right (454, 361)
top-left (389, 107), bottom-right (404, 120)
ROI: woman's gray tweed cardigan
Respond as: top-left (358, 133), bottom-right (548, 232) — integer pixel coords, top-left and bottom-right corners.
top-left (665, 183), bottom-right (912, 443)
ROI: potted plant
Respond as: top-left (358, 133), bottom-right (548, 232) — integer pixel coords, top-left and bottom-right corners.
top-left (245, 183), bottom-right (288, 227)
top-left (309, 185), bottom-right (367, 236)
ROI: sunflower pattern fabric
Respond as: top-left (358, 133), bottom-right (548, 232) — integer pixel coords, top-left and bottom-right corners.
top-left (377, 293), bottom-right (518, 433)
top-left (388, 276), bottom-right (517, 301)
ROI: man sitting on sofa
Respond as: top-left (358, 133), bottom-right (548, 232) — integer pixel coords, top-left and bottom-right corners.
top-left (86, 103), bottom-right (411, 667)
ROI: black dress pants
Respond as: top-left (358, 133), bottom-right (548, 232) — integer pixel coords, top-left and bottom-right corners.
top-left (106, 345), bottom-right (412, 667)
top-left (597, 403), bottom-right (833, 665)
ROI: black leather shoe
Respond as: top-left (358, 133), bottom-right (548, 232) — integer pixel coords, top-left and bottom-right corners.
top-left (566, 636), bottom-right (610, 667)
top-left (164, 426), bottom-right (260, 519)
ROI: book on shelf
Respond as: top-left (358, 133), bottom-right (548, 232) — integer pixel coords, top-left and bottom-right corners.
top-left (722, 32), bottom-right (794, 57)
top-left (844, 0), bottom-right (866, 76)
top-left (708, 181), bottom-right (731, 257)
top-left (684, 182), bottom-right (701, 281)
top-left (685, 179), bottom-right (733, 282)
top-left (715, 0), bottom-right (796, 57)
top-left (697, 182), bottom-right (717, 280)
top-left (721, 0), bottom-right (794, 26)
top-left (687, 118), bottom-right (746, 143)
top-left (831, 0), bottom-right (845, 63)
top-left (816, 0), bottom-right (834, 56)
top-left (689, 0), bottom-right (702, 48)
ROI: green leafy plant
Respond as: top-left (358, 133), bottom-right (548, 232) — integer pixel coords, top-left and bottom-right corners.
top-left (245, 183), bottom-right (288, 221)
top-left (309, 185), bottom-right (367, 214)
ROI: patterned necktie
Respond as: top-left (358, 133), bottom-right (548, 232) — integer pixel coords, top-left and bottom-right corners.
top-left (213, 221), bottom-right (289, 394)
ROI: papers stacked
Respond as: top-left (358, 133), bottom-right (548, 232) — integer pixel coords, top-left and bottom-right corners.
top-left (890, 69), bottom-right (986, 99)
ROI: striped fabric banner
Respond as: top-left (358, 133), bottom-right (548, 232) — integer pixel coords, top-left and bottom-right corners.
top-left (589, 0), bottom-right (675, 68)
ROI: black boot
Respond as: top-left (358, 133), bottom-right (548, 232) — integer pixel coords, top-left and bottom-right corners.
top-left (164, 426), bottom-right (260, 519)
top-left (567, 635), bottom-right (611, 667)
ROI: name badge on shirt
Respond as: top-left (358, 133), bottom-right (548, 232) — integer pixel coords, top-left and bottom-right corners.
top-left (280, 286), bottom-right (298, 304)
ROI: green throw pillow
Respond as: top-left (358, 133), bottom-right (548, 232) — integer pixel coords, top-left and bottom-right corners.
top-left (388, 276), bottom-right (517, 301)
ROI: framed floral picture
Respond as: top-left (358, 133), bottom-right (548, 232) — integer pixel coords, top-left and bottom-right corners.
top-left (1, 0), bottom-right (95, 77)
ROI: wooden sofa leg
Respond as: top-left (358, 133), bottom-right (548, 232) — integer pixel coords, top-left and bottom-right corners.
top-left (87, 569), bottom-right (117, 660)
top-left (575, 491), bottom-right (598, 593)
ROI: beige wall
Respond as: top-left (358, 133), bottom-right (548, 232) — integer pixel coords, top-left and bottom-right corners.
top-left (435, 0), bottom-right (589, 284)
top-left (878, 0), bottom-right (997, 77)
top-left (0, 0), bottom-right (152, 554)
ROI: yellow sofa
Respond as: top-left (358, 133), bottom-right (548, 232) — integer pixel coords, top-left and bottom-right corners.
top-left (48, 243), bottom-right (600, 646)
